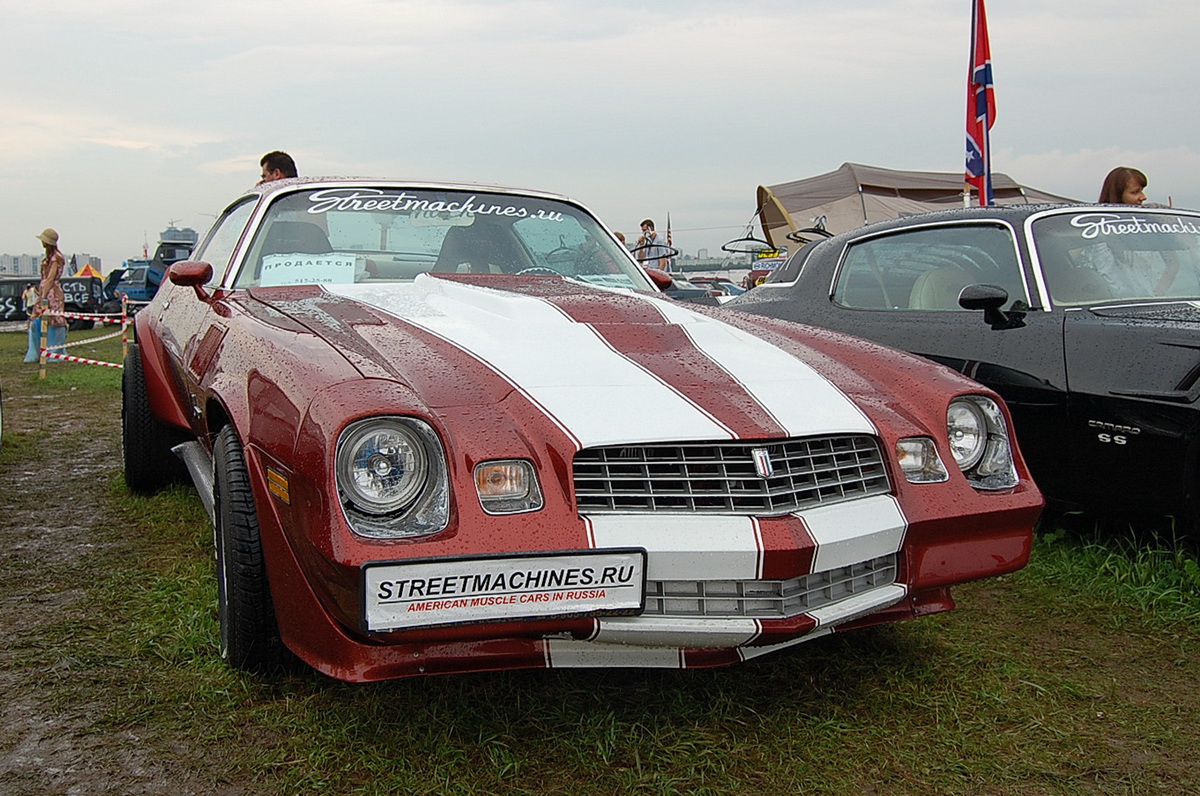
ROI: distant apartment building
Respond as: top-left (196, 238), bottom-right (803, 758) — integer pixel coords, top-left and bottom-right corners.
top-left (0, 252), bottom-right (102, 277)
top-left (0, 253), bottom-right (41, 277)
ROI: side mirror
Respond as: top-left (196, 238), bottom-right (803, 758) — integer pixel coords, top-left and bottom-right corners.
top-left (643, 268), bottom-right (674, 292)
top-left (958, 284), bottom-right (1026, 330)
top-left (167, 260), bottom-right (215, 301)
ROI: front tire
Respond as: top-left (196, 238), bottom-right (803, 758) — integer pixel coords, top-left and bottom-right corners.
top-left (122, 343), bottom-right (187, 493)
top-left (213, 425), bottom-right (288, 672)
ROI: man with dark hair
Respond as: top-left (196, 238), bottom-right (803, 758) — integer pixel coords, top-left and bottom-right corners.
top-left (259, 151), bottom-right (298, 183)
top-left (634, 218), bottom-right (672, 272)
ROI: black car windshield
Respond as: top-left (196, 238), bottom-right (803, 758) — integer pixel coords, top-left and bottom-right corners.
top-left (1034, 211), bottom-right (1200, 305)
top-left (119, 267), bottom-right (148, 284)
top-left (232, 187), bottom-right (647, 290)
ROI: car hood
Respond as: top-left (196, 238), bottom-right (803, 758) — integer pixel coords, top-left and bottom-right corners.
top-left (249, 273), bottom-right (876, 447)
top-left (1088, 300), bottom-right (1200, 323)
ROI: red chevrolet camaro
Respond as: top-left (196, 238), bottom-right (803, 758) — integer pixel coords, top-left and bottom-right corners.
top-left (123, 178), bottom-right (1043, 682)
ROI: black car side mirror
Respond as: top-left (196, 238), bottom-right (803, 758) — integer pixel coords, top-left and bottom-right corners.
top-left (958, 284), bottom-right (1026, 330)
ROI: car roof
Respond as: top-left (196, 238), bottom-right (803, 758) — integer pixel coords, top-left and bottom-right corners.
top-left (824, 202), bottom-right (1199, 239)
top-left (785, 202), bottom-right (1200, 263)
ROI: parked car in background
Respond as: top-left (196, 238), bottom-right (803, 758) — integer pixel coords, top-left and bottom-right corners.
top-left (124, 178), bottom-right (1041, 682)
top-left (730, 203), bottom-right (1200, 525)
top-left (691, 276), bottom-right (748, 301)
top-left (642, 270), bottom-right (719, 304)
top-left (104, 227), bottom-right (198, 312)
top-left (742, 255), bottom-right (788, 290)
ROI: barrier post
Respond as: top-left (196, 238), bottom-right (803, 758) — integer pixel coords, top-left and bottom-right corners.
top-left (121, 295), bottom-right (129, 362)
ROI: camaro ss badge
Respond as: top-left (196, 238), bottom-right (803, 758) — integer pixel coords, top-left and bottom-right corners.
top-left (751, 447), bottom-right (775, 479)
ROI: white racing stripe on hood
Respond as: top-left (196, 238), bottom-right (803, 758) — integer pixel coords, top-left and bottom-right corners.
top-left (649, 297), bottom-right (874, 437)
top-left (325, 276), bottom-right (873, 445)
top-left (326, 278), bottom-right (732, 447)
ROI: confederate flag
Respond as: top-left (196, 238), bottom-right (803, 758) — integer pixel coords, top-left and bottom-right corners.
top-left (965, 0), bottom-right (996, 206)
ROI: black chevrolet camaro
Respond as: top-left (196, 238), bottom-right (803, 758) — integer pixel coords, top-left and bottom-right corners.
top-left (729, 203), bottom-right (1200, 524)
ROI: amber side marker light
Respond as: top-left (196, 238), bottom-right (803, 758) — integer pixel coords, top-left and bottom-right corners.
top-left (266, 467), bottom-right (291, 504)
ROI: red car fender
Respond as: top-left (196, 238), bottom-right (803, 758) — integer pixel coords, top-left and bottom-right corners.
top-left (133, 313), bottom-right (191, 431)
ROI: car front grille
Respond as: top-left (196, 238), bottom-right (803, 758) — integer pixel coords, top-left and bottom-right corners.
top-left (644, 554), bottom-right (898, 619)
top-left (573, 435), bottom-right (890, 515)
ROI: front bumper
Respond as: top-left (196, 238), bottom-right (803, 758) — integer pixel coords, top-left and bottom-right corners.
top-left (256, 493), bottom-right (1036, 682)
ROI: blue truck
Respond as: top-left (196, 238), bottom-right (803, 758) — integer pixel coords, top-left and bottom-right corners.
top-left (108, 226), bottom-right (197, 306)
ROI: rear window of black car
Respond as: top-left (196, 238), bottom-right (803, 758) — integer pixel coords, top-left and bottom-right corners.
top-left (769, 245), bottom-right (818, 283)
top-left (833, 224), bottom-right (1025, 311)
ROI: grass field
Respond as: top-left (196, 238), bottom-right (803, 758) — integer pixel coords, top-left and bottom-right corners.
top-left (1, 326), bottom-right (1198, 795)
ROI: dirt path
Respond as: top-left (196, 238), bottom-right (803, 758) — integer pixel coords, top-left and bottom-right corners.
top-left (0, 363), bottom-right (233, 795)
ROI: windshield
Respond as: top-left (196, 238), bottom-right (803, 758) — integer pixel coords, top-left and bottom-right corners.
top-left (1034, 211), bottom-right (1200, 305)
top-left (232, 187), bottom-right (646, 291)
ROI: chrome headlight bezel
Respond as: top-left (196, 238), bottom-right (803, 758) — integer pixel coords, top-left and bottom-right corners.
top-left (335, 417), bottom-right (449, 538)
top-left (947, 399), bottom-right (988, 470)
top-left (896, 436), bottom-right (949, 484)
top-left (474, 459), bottom-right (543, 515)
top-left (946, 396), bottom-right (1019, 490)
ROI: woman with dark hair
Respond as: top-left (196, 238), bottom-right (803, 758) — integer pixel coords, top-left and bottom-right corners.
top-left (1099, 167), bottom-right (1148, 204)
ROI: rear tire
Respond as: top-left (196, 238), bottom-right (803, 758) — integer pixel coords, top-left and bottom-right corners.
top-left (122, 343), bottom-right (188, 493)
top-left (213, 425), bottom-right (289, 672)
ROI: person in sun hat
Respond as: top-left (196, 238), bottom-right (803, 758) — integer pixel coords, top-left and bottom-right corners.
top-left (35, 228), bottom-right (67, 357)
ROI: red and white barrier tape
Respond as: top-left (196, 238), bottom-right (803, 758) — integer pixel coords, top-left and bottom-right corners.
top-left (41, 310), bottom-right (127, 325)
top-left (33, 302), bottom-right (130, 372)
top-left (37, 312), bottom-right (129, 369)
top-left (40, 351), bottom-right (123, 369)
top-left (52, 328), bottom-right (126, 350)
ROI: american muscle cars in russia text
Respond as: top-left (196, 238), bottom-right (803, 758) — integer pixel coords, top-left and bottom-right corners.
top-left (123, 178), bottom-right (1042, 682)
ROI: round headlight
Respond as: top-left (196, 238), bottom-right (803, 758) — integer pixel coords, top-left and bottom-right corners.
top-left (947, 400), bottom-right (987, 470)
top-left (336, 419), bottom-right (429, 514)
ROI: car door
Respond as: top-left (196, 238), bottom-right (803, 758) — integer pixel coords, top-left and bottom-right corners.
top-left (1026, 206), bottom-right (1200, 516)
top-left (151, 198), bottom-right (258, 431)
top-left (1059, 306), bottom-right (1200, 516)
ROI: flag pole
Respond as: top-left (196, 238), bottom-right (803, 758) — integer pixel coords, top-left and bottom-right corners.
top-left (666, 213), bottom-right (673, 272)
top-left (965, 0), bottom-right (996, 207)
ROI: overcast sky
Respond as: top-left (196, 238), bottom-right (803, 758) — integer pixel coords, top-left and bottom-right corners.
top-left (4, 0), bottom-right (1198, 269)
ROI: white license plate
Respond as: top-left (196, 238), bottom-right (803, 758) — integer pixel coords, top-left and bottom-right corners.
top-left (363, 549), bottom-right (646, 632)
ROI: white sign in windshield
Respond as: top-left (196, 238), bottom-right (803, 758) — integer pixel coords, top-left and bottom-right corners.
top-left (260, 253), bottom-right (356, 286)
